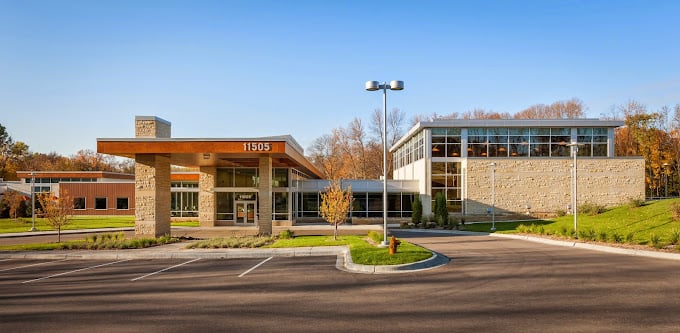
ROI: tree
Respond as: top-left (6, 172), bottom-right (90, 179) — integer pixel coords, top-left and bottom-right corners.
top-left (433, 192), bottom-right (448, 227)
top-left (319, 180), bottom-right (353, 240)
top-left (37, 191), bottom-right (74, 242)
top-left (1, 190), bottom-right (26, 220)
top-left (411, 195), bottom-right (422, 226)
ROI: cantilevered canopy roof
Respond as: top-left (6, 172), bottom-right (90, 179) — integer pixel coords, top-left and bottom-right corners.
top-left (97, 135), bottom-right (323, 179)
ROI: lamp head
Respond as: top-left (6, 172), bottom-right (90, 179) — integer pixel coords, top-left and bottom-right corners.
top-left (365, 81), bottom-right (380, 91)
top-left (389, 80), bottom-right (404, 90)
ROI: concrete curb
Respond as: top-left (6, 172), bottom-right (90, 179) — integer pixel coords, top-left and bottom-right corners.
top-left (397, 228), bottom-right (680, 262)
top-left (490, 233), bottom-right (680, 261)
top-left (338, 248), bottom-right (450, 274)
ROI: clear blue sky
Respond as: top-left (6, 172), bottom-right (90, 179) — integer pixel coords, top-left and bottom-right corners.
top-left (1, 0), bottom-right (679, 156)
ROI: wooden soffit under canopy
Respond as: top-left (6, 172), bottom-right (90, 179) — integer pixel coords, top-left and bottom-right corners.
top-left (97, 137), bottom-right (323, 179)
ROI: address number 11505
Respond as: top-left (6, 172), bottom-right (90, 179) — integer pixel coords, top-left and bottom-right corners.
top-left (243, 142), bottom-right (272, 151)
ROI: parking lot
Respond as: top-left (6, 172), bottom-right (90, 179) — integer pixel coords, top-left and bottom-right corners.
top-left (2, 232), bottom-right (680, 332)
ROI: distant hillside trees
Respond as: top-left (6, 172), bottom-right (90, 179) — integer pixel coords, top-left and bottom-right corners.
top-left (0, 122), bottom-right (134, 180)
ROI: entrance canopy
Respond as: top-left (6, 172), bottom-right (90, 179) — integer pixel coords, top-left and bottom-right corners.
top-left (97, 136), bottom-right (323, 178)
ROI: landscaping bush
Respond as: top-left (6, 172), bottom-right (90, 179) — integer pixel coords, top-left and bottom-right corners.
top-left (279, 229), bottom-right (295, 239)
top-left (625, 231), bottom-right (636, 244)
top-left (186, 236), bottom-right (274, 249)
top-left (627, 198), bottom-right (645, 208)
top-left (670, 229), bottom-right (680, 245)
top-left (447, 216), bottom-right (459, 230)
top-left (367, 230), bottom-right (383, 244)
top-left (672, 202), bottom-right (680, 221)
top-left (580, 202), bottom-right (606, 216)
top-left (555, 209), bottom-right (567, 217)
top-left (579, 229), bottom-right (596, 241)
top-left (612, 232), bottom-right (624, 243)
top-left (650, 233), bottom-right (662, 249)
top-left (411, 196), bottom-right (423, 227)
top-left (597, 231), bottom-right (608, 242)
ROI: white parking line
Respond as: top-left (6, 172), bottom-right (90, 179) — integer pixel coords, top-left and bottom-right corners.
top-left (0, 259), bottom-right (69, 272)
top-left (22, 259), bottom-right (131, 284)
top-left (131, 258), bottom-right (201, 281)
top-left (0, 258), bottom-right (13, 262)
top-left (239, 257), bottom-right (273, 278)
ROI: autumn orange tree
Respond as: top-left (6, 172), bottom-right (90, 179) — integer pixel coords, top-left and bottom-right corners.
top-left (37, 191), bottom-right (74, 242)
top-left (319, 180), bottom-right (353, 240)
top-left (1, 190), bottom-right (26, 220)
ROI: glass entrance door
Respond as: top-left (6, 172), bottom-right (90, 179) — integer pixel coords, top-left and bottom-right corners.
top-left (235, 201), bottom-right (256, 225)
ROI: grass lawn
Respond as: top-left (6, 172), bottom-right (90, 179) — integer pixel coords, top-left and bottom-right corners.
top-left (0, 216), bottom-right (198, 233)
top-left (0, 233), bottom-right (178, 251)
top-left (269, 235), bottom-right (433, 265)
top-left (463, 198), bottom-right (680, 247)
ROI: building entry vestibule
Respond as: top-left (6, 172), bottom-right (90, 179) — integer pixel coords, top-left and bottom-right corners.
top-left (235, 200), bottom-right (257, 225)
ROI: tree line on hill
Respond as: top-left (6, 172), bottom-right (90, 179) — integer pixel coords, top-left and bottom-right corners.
top-left (306, 98), bottom-right (680, 198)
top-left (0, 123), bottom-right (134, 181)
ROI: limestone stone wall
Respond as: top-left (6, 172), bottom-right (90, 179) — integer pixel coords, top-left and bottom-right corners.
top-left (258, 157), bottom-right (272, 235)
top-left (134, 154), bottom-right (171, 237)
top-left (135, 116), bottom-right (171, 138)
top-left (465, 158), bottom-right (645, 216)
top-left (199, 167), bottom-right (216, 227)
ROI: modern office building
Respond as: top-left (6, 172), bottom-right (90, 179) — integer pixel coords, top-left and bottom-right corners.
top-left (96, 116), bottom-right (418, 237)
top-left (391, 119), bottom-right (645, 216)
top-left (2, 116), bottom-right (644, 237)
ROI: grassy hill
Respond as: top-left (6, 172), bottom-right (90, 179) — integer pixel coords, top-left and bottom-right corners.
top-left (465, 198), bottom-right (680, 249)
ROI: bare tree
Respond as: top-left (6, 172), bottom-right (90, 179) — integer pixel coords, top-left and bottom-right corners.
top-left (319, 180), bottom-right (353, 240)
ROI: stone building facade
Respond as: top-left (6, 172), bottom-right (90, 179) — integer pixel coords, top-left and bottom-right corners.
top-left (391, 119), bottom-right (645, 217)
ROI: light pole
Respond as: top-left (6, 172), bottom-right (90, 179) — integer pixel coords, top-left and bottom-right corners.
top-left (489, 162), bottom-right (496, 231)
top-left (566, 142), bottom-right (583, 239)
top-left (365, 80), bottom-right (404, 246)
top-left (30, 171), bottom-right (37, 232)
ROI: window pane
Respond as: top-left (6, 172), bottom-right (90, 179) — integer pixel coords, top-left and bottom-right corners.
top-left (593, 144), bottom-right (607, 156)
top-left (509, 144), bottom-right (529, 157)
top-left (431, 162), bottom-right (446, 174)
top-left (116, 197), bottom-right (129, 210)
top-left (216, 168), bottom-right (234, 187)
top-left (74, 198), bottom-right (85, 210)
top-left (273, 168), bottom-right (289, 187)
top-left (95, 197), bottom-right (107, 210)
top-left (531, 144), bottom-right (550, 157)
top-left (235, 168), bottom-right (258, 187)
top-left (367, 193), bottom-right (383, 212)
top-left (274, 192), bottom-right (288, 214)
top-left (551, 144), bottom-right (570, 157)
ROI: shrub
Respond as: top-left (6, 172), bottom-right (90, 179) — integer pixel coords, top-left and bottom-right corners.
top-left (555, 210), bottom-right (567, 217)
top-left (367, 230), bottom-right (383, 244)
top-left (597, 231), bottom-right (608, 242)
top-left (517, 224), bottom-right (529, 233)
top-left (612, 232), bottom-right (623, 243)
top-left (559, 226), bottom-right (569, 237)
top-left (579, 202), bottom-right (606, 216)
top-left (671, 202), bottom-right (680, 221)
top-left (279, 229), bottom-right (295, 239)
top-left (625, 231), bottom-right (636, 244)
top-left (433, 192), bottom-right (448, 227)
top-left (411, 196), bottom-right (423, 226)
top-left (448, 216), bottom-right (459, 230)
top-left (670, 229), bottom-right (680, 245)
top-left (627, 198), bottom-right (645, 208)
top-left (579, 229), bottom-right (596, 241)
top-left (650, 233), bottom-right (662, 248)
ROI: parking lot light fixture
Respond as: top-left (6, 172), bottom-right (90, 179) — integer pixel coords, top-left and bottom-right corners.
top-left (365, 80), bottom-right (404, 246)
top-left (488, 162), bottom-right (496, 231)
top-left (566, 142), bottom-right (583, 239)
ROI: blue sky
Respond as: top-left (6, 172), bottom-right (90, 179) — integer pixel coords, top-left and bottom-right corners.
top-left (1, 0), bottom-right (679, 156)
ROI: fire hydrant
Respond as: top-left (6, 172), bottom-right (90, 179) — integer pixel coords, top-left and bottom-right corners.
top-left (389, 235), bottom-right (401, 255)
